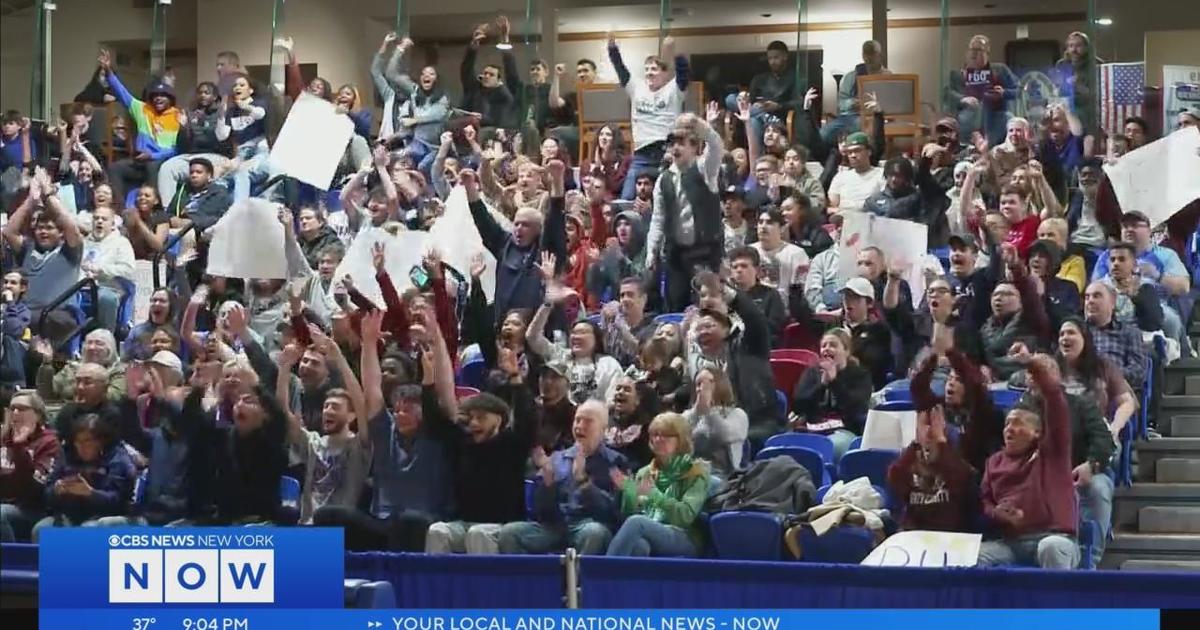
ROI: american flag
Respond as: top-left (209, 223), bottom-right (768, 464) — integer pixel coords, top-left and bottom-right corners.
top-left (1100, 62), bottom-right (1145, 136)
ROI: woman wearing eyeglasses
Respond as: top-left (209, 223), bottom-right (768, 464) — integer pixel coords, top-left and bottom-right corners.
top-left (0, 392), bottom-right (59, 542)
top-left (606, 412), bottom-right (709, 557)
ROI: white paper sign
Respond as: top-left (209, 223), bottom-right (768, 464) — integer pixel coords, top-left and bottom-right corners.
top-left (862, 530), bottom-right (982, 568)
top-left (334, 229), bottom-right (429, 307)
top-left (861, 408), bottom-right (917, 451)
top-left (131, 259), bottom-right (167, 322)
top-left (1103, 127), bottom-right (1200, 227)
top-left (271, 93), bottom-right (354, 189)
top-left (206, 198), bottom-right (288, 279)
top-left (837, 211), bottom-right (930, 298)
top-left (427, 186), bottom-right (499, 304)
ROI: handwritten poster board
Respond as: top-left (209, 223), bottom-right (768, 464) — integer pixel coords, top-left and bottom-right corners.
top-left (271, 93), bottom-right (354, 189)
top-left (862, 530), bottom-right (982, 568)
top-left (1104, 126), bottom-right (1200, 227)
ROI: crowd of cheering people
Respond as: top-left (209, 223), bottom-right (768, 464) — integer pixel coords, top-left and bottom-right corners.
top-left (1, 17), bottom-right (1199, 570)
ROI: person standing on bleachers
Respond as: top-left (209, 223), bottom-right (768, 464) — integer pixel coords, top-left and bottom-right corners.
top-left (979, 245), bottom-right (1052, 382)
top-left (608, 32), bottom-right (689, 201)
top-left (945, 35), bottom-right (1017, 147)
top-left (498, 401), bottom-right (629, 555)
top-left (727, 247), bottom-right (787, 348)
top-left (646, 113), bottom-right (725, 313)
top-left (976, 354), bottom-right (1078, 569)
top-left (826, 132), bottom-right (884, 215)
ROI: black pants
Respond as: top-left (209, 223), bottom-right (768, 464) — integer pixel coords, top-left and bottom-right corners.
top-left (313, 505), bottom-right (433, 552)
top-left (109, 158), bottom-right (163, 204)
top-left (664, 243), bottom-right (723, 313)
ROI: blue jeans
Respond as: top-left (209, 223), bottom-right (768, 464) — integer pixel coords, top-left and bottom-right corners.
top-left (0, 503), bottom-right (39, 542)
top-left (1078, 472), bottom-right (1114, 568)
top-left (958, 103), bottom-right (1010, 146)
top-left (819, 113), bottom-right (862, 144)
top-left (620, 145), bottom-right (665, 200)
top-left (227, 140), bottom-right (272, 201)
top-left (1162, 304), bottom-right (1192, 358)
top-left (96, 285), bottom-right (124, 332)
top-left (497, 519), bottom-right (613, 555)
top-left (976, 532), bottom-right (1079, 569)
top-left (405, 138), bottom-right (438, 181)
top-left (606, 515), bottom-right (697, 557)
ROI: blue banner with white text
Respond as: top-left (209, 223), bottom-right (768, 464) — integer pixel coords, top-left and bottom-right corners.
top-left (38, 528), bottom-right (344, 609)
top-left (36, 609), bottom-right (1162, 630)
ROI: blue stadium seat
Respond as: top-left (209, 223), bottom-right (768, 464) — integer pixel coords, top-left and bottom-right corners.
top-left (456, 358), bottom-right (488, 389)
top-left (0, 542), bottom-right (38, 595)
top-left (708, 512), bottom-right (784, 561)
top-left (764, 433), bottom-right (835, 466)
top-left (280, 476), bottom-right (301, 509)
top-left (343, 578), bottom-right (397, 608)
top-left (133, 470), bottom-right (148, 507)
top-left (838, 448), bottom-right (900, 487)
top-left (525, 478), bottom-right (536, 517)
top-left (792, 524), bottom-right (877, 564)
top-left (774, 390), bottom-right (788, 417)
top-left (874, 400), bottom-right (915, 412)
top-left (756, 445), bottom-right (831, 486)
top-left (880, 379), bottom-right (913, 402)
top-left (848, 436), bottom-right (863, 452)
top-left (114, 277), bottom-right (138, 340)
top-left (991, 388), bottom-right (1022, 413)
top-left (653, 313), bottom-right (685, 326)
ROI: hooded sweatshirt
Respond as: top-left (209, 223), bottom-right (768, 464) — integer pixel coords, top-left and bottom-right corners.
top-left (0, 425), bottom-right (60, 511)
top-left (108, 71), bottom-right (180, 161)
top-left (43, 440), bottom-right (136, 524)
top-left (980, 361), bottom-right (1075, 539)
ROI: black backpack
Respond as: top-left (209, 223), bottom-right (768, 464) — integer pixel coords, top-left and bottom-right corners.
top-left (706, 456), bottom-right (816, 514)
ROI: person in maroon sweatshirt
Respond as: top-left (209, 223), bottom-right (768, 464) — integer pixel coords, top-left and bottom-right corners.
top-left (887, 404), bottom-right (976, 532)
top-left (1, 392), bottom-right (60, 541)
top-left (976, 354), bottom-right (1079, 569)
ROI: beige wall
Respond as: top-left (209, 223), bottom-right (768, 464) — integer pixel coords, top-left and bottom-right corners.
top-left (1144, 29), bottom-right (1200, 87)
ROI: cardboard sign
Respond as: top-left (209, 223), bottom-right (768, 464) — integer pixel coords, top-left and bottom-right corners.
top-left (862, 530), bottom-right (982, 568)
top-left (271, 93), bottom-right (354, 189)
top-left (837, 211), bottom-right (930, 298)
top-left (206, 198), bottom-right (288, 279)
top-left (333, 229), bottom-right (429, 308)
top-left (426, 186), bottom-right (499, 304)
top-left (131, 259), bottom-right (167, 322)
top-left (1103, 126), bottom-right (1200, 227)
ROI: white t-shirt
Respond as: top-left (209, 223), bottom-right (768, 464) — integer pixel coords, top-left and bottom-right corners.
top-left (829, 166), bottom-right (885, 214)
top-left (627, 78), bottom-right (686, 151)
top-left (752, 241), bottom-right (809, 307)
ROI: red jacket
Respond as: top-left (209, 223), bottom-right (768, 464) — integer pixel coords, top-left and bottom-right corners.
top-left (0, 426), bottom-right (60, 510)
top-left (1006, 214), bottom-right (1041, 260)
top-left (980, 362), bottom-right (1076, 538)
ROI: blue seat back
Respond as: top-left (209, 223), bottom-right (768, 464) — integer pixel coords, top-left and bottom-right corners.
top-left (848, 436), bottom-right (863, 452)
top-left (991, 388), bottom-right (1022, 413)
top-left (838, 448), bottom-right (900, 486)
top-left (763, 433), bottom-right (835, 465)
top-left (880, 379), bottom-right (913, 402)
top-left (133, 470), bottom-right (148, 507)
top-left (708, 512), bottom-right (783, 561)
top-left (875, 400), bottom-right (915, 412)
top-left (653, 312), bottom-right (685, 326)
top-left (774, 390), bottom-right (788, 417)
top-left (524, 478), bottom-right (536, 518)
top-left (456, 358), bottom-right (488, 389)
top-left (756, 445), bottom-right (830, 486)
top-left (280, 476), bottom-right (301, 509)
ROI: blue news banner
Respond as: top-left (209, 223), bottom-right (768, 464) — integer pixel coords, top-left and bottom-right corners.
top-left (36, 529), bottom-right (1161, 630)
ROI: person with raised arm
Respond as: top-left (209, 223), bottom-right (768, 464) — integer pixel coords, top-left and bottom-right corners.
top-left (96, 49), bottom-right (182, 203)
top-left (608, 32), bottom-right (690, 200)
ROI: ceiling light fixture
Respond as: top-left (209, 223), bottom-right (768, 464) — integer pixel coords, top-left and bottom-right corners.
top-left (1095, 17), bottom-right (1113, 26)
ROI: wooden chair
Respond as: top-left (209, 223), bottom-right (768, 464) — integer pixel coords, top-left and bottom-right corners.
top-left (857, 73), bottom-right (923, 154)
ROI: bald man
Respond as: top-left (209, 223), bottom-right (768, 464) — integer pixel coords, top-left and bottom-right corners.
top-left (498, 400), bottom-right (630, 555)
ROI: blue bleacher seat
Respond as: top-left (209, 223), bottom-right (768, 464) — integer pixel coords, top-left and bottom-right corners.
top-left (708, 512), bottom-right (784, 561)
top-left (774, 390), bottom-right (788, 417)
top-left (0, 542), bottom-right (38, 595)
top-left (792, 524), bottom-right (877, 564)
top-left (456, 357), bottom-right (488, 389)
top-left (525, 478), bottom-right (536, 517)
top-left (991, 388), bottom-right (1022, 413)
top-left (764, 433), bottom-right (835, 466)
top-left (756, 445), bottom-right (831, 486)
top-left (344, 578), bottom-right (397, 608)
top-left (874, 400), bottom-right (915, 412)
top-left (133, 470), bottom-right (148, 507)
top-left (838, 448), bottom-right (900, 487)
top-left (653, 312), bottom-right (685, 326)
top-left (280, 476), bottom-right (301, 509)
top-left (880, 379), bottom-right (913, 402)
top-left (1079, 519), bottom-right (1101, 570)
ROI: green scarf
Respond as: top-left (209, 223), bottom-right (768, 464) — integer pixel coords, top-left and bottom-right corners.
top-left (643, 454), bottom-right (697, 524)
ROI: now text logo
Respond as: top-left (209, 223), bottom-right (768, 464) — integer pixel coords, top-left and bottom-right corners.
top-left (108, 549), bottom-right (275, 604)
